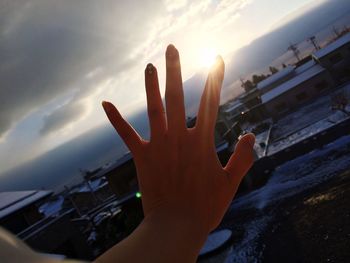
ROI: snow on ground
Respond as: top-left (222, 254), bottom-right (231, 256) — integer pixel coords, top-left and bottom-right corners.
top-left (233, 135), bottom-right (350, 211)
top-left (39, 195), bottom-right (64, 216)
top-left (225, 215), bottom-right (272, 263)
top-left (222, 135), bottom-right (350, 262)
top-left (268, 110), bottom-right (349, 155)
top-left (253, 130), bottom-right (270, 158)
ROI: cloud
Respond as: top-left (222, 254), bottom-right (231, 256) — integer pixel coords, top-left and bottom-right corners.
top-left (0, 0), bottom-right (254, 140)
top-left (40, 100), bottom-right (87, 136)
top-left (0, 0), bottom-right (164, 138)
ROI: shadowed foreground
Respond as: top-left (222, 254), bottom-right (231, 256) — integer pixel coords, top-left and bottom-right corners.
top-left (261, 169), bottom-right (350, 263)
top-left (199, 136), bottom-right (350, 263)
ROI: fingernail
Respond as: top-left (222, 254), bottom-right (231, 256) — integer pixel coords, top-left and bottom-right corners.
top-left (166, 44), bottom-right (177, 59)
top-left (146, 63), bottom-right (154, 74)
top-left (102, 101), bottom-right (112, 113)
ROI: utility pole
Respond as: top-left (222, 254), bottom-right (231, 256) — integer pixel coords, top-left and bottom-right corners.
top-left (80, 168), bottom-right (100, 204)
top-left (64, 185), bottom-right (82, 217)
top-left (287, 43), bottom-right (301, 62)
top-left (308, 36), bottom-right (320, 51)
top-left (332, 26), bottom-right (340, 38)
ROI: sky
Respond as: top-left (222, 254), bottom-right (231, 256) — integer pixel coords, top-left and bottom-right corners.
top-left (0, 0), bottom-right (324, 176)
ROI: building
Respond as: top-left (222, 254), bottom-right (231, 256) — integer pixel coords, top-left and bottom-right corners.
top-left (223, 32), bottom-right (350, 123)
top-left (66, 177), bottom-right (113, 214)
top-left (99, 153), bottom-right (138, 198)
top-left (0, 190), bottom-right (92, 260)
top-left (220, 100), bottom-right (247, 123)
top-left (0, 190), bottom-right (52, 234)
top-left (261, 63), bottom-right (334, 118)
top-left (237, 88), bottom-right (261, 109)
top-left (312, 32), bottom-right (350, 84)
top-left (256, 65), bottom-right (295, 94)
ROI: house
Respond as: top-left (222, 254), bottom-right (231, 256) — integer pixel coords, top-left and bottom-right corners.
top-left (0, 190), bottom-right (92, 260)
top-left (223, 33), bottom-right (350, 123)
top-left (65, 177), bottom-right (113, 214)
top-left (220, 100), bottom-right (247, 123)
top-left (312, 32), bottom-right (350, 83)
top-left (99, 153), bottom-right (138, 198)
top-left (237, 88), bottom-right (261, 109)
top-left (0, 190), bottom-right (52, 234)
top-left (261, 63), bottom-right (334, 118)
top-left (257, 65), bottom-right (295, 94)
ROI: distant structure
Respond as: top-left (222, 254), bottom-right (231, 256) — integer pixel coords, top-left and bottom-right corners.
top-left (308, 36), bottom-right (320, 51)
top-left (261, 62), bottom-right (334, 118)
top-left (287, 43), bottom-right (301, 62)
top-left (222, 32), bottom-right (350, 122)
top-left (312, 32), bottom-right (350, 84)
top-left (332, 25), bottom-right (341, 38)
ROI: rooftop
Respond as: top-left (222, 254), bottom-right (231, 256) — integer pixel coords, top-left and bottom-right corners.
top-left (222, 100), bottom-right (244, 113)
top-left (294, 59), bottom-right (316, 75)
top-left (70, 177), bottom-right (109, 194)
top-left (0, 190), bottom-right (52, 219)
top-left (257, 66), bottom-right (295, 91)
top-left (261, 64), bottom-right (325, 103)
top-left (313, 32), bottom-right (350, 59)
top-left (95, 152), bottom-right (133, 178)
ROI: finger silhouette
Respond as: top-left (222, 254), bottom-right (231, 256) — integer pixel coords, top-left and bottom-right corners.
top-left (225, 133), bottom-right (255, 184)
top-left (196, 56), bottom-right (225, 136)
top-left (165, 44), bottom-right (186, 134)
top-left (102, 101), bottom-right (142, 153)
top-left (145, 63), bottom-right (166, 140)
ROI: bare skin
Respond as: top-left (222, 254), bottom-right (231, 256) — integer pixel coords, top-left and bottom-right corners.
top-left (97, 44), bottom-right (255, 263)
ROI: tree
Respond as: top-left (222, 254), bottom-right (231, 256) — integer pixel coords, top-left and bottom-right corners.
top-left (252, 74), bottom-right (267, 85)
top-left (269, 66), bottom-right (278, 74)
top-left (241, 79), bottom-right (254, 92)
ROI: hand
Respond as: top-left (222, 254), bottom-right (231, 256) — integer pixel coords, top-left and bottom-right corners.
top-left (102, 44), bottom-right (255, 234)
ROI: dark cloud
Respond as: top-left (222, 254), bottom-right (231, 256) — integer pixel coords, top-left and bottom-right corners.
top-left (40, 100), bottom-right (87, 136)
top-left (0, 0), bottom-right (163, 137)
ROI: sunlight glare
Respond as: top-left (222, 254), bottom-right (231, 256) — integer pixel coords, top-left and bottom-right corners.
top-left (199, 47), bottom-right (217, 68)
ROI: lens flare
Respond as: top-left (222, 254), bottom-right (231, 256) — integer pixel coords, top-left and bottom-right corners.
top-left (199, 47), bottom-right (217, 68)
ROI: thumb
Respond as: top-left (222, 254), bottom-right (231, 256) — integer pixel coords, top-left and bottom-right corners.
top-left (224, 133), bottom-right (255, 183)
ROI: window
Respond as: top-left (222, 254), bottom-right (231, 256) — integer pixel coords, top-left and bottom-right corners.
top-left (295, 92), bottom-right (308, 102)
top-left (274, 102), bottom-right (288, 113)
top-left (314, 80), bottom-right (329, 92)
top-left (329, 52), bottom-right (343, 64)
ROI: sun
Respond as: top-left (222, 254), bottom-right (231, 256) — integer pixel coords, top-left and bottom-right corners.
top-left (199, 47), bottom-right (217, 68)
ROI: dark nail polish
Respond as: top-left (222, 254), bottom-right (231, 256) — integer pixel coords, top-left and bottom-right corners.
top-left (146, 63), bottom-right (153, 74)
top-left (102, 101), bottom-right (112, 113)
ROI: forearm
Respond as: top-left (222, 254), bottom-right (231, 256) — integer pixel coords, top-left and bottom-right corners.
top-left (95, 209), bottom-right (208, 263)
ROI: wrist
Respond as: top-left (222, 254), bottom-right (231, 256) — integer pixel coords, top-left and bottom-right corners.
top-left (141, 207), bottom-right (209, 261)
